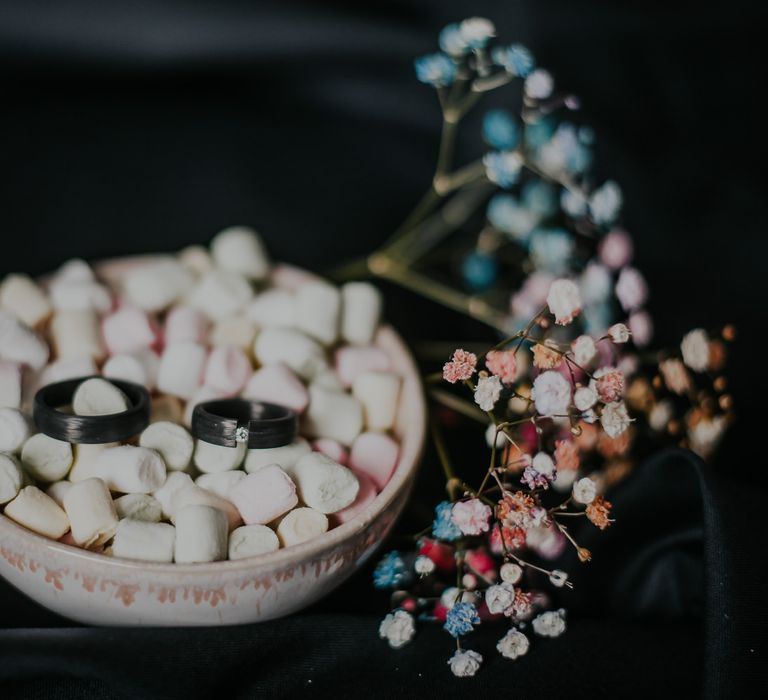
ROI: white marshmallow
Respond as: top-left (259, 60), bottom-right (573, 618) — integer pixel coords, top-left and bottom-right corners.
top-left (0, 407), bottom-right (29, 453)
top-left (242, 364), bottom-right (309, 414)
top-left (341, 282), bottom-right (382, 345)
top-left (94, 445), bottom-right (166, 494)
top-left (49, 278), bottom-right (112, 313)
top-left (0, 361), bottom-right (22, 409)
top-left (152, 471), bottom-right (194, 520)
top-left (68, 442), bottom-right (117, 483)
top-left (102, 307), bottom-right (157, 355)
top-left (211, 226), bottom-right (270, 281)
top-left (203, 346), bottom-right (251, 395)
top-left (113, 520), bottom-right (176, 563)
top-left (72, 378), bottom-right (129, 416)
top-left (123, 257), bottom-right (194, 312)
top-left (54, 259), bottom-right (94, 283)
top-left (290, 452), bottom-right (359, 514)
top-left (244, 437), bottom-right (311, 475)
top-left (193, 439), bottom-right (246, 474)
top-left (178, 245), bottom-right (213, 277)
top-left (0, 453), bottom-right (24, 504)
top-left (157, 342), bottom-right (207, 400)
top-left (4, 486), bottom-right (70, 539)
top-left (295, 281), bottom-right (341, 346)
top-left (303, 385), bottom-right (363, 447)
top-left (63, 478), bottom-right (119, 548)
top-left (196, 470), bottom-right (246, 500)
top-left (189, 269), bottom-right (253, 321)
top-left (0, 311), bottom-right (49, 370)
top-left (37, 357), bottom-right (98, 387)
top-left (228, 524), bottom-right (280, 559)
top-left (311, 368), bottom-right (345, 392)
top-left (209, 316), bottom-right (257, 352)
top-left (352, 371), bottom-right (401, 432)
top-left (114, 493), bottom-right (163, 522)
top-left (0, 274), bottom-right (52, 327)
top-left (277, 507), bottom-right (329, 547)
top-left (334, 345), bottom-right (391, 388)
top-left (139, 421), bottom-right (194, 472)
top-left (103, 350), bottom-right (159, 390)
top-left (50, 310), bottom-right (105, 362)
top-left (170, 485), bottom-right (241, 531)
top-left (254, 327), bottom-right (326, 380)
top-left (246, 289), bottom-right (296, 328)
top-left (45, 480), bottom-right (73, 508)
top-left (174, 504), bottom-right (228, 563)
top-left (21, 433), bottom-right (73, 483)
top-left (164, 306), bottom-right (209, 345)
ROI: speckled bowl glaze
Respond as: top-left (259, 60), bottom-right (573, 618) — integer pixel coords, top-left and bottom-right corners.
top-left (0, 259), bottom-right (426, 626)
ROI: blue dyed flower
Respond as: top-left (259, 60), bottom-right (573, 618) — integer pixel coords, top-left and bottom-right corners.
top-left (432, 501), bottom-right (462, 541)
top-left (491, 43), bottom-right (535, 77)
top-left (524, 116), bottom-right (556, 150)
top-left (483, 151), bottom-right (522, 189)
top-left (529, 227), bottom-right (575, 274)
top-left (458, 17), bottom-right (496, 50)
top-left (588, 181), bottom-right (623, 226)
top-left (462, 251), bottom-right (498, 292)
top-left (439, 23), bottom-right (468, 56)
top-left (414, 53), bottom-right (456, 88)
top-left (373, 551), bottom-right (407, 590)
top-left (486, 194), bottom-right (538, 243)
top-left (561, 187), bottom-right (588, 217)
top-left (521, 181), bottom-right (557, 218)
top-left (482, 110), bottom-right (519, 150)
top-left (444, 602), bottom-right (481, 638)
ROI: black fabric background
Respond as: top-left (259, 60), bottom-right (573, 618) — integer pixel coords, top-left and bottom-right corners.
top-left (0, 1), bottom-right (766, 697)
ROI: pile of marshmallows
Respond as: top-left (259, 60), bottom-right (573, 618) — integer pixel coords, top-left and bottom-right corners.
top-left (0, 227), bottom-right (402, 564)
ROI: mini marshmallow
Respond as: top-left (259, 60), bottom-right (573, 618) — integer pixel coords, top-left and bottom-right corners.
top-left (178, 245), bottom-right (213, 277)
top-left (37, 357), bottom-right (98, 386)
top-left (246, 288), bottom-right (296, 327)
top-left (196, 470), bottom-right (246, 500)
top-left (113, 520), bottom-right (175, 563)
top-left (242, 364), bottom-right (309, 414)
top-left (189, 269), bottom-right (253, 321)
top-left (0, 311), bottom-right (49, 370)
top-left (0, 453), bottom-right (24, 504)
top-left (290, 452), bottom-right (359, 514)
top-left (63, 478), bottom-right (119, 548)
top-left (157, 341), bottom-right (207, 400)
top-left (49, 278), bottom-right (112, 313)
top-left (277, 507), bottom-right (329, 547)
top-left (183, 385), bottom-right (229, 427)
top-left (341, 282), bottom-right (383, 346)
top-left (334, 345), bottom-right (391, 388)
top-left (50, 310), bottom-right (105, 361)
top-left (0, 407), bottom-right (29, 453)
top-left (123, 257), bottom-right (194, 312)
top-left (102, 307), bottom-right (157, 355)
top-left (21, 433), bottom-right (73, 483)
top-left (193, 439), bottom-right (246, 474)
top-left (311, 438), bottom-right (349, 466)
top-left (0, 361), bottom-right (22, 409)
top-left (228, 524), bottom-right (280, 559)
top-left (203, 346), bottom-right (251, 395)
top-left (352, 371), bottom-right (401, 432)
top-left (303, 385), bottom-right (363, 447)
top-left (209, 316), bottom-right (257, 352)
top-left (228, 464), bottom-right (298, 525)
top-left (151, 395), bottom-right (184, 424)
top-left (164, 306), bottom-right (208, 345)
top-left (254, 327), bottom-right (326, 381)
top-left (174, 505), bottom-right (228, 563)
top-left (0, 274), bottom-right (52, 328)
top-left (72, 377), bottom-right (129, 417)
top-left (295, 281), bottom-right (341, 347)
top-left (311, 368), bottom-right (345, 392)
top-left (170, 485), bottom-right (241, 531)
top-left (68, 442), bottom-right (117, 483)
top-left (45, 480), bottom-right (73, 508)
top-left (54, 259), bottom-right (94, 283)
top-left (4, 486), bottom-right (70, 539)
top-left (349, 432), bottom-right (399, 490)
top-left (211, 226), bottom-right (270, 281)
top-left (333, 470), bottom-right (378, 524)
top-left (103, 349), bottom-right (160, 390)
top-left (114, 493), bottom-right (163, 522)
top-left (152, 471), bottom-right (194, 520)
top-left (243, 437), bottom-right (311, 475)
top-left (94, 445), bottom-right (166, 494)
top-left (139, 421), bottom-right (194, 472)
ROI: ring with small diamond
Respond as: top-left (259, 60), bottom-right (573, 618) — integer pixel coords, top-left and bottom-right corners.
top-left (191, 399), bottom-right (297, 449)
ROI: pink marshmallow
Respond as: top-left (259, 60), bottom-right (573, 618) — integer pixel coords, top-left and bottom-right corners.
top-left (242, 363), bottom-right (309, 414)
top-left (228, 464), bottom-right (298, 525)
top-left (312, 438), bottom-right (349, 466)
top-left (349, 432), bottom-right (399, 490)
top-left (334, 346), bottom-right (390, 388)
top-left (164, 306), bottom-right (208, 345)
top-left (332, 470), bottom-right (378, 524)
top-left (203, 346), bottom-right (252, 395)
top-left (102, 306), bottom-right (158, 355)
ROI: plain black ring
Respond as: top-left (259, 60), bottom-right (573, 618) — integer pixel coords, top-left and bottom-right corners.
top-left (191, 399), bottom-right (297, 449)
top-left (33, 376), bottom-right (151, 444)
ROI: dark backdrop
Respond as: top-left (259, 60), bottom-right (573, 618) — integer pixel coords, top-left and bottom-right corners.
top-left (0, 1), bottom-right (766, 698)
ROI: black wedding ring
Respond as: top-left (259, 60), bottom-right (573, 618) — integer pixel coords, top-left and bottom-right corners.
top-left (33, 376), bottom-right (151, 444)
top-left (191, 399), bottom-right (297, 449)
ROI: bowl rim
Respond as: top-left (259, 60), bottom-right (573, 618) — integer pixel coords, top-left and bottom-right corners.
top-left (1, 261), bottom-right (427, 576)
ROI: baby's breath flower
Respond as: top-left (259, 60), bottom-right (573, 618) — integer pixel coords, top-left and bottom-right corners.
top-left (600, 401), bottom-right (632, 438)
top-left (629, 310), bottom-right (653, 347)
top-left (688, 414), bottom-right (727, 458)
top-left (586, 496), bottom-right (613, 529)
top-left (529, 228), bottom-right (575, 274)
top-left (615, 267), bottom-right (648, 312)
top-left (554, 439), bottom-right (580, 471)
top-left (451, 498), bottom-right (492, 536)
top-left (444, 601), bottom-right (481, 638)
top-left (487, 194), bottom-right (538, 243)
top-left (443, 348), bottom-right (477, 383)
top-left (459, 17), bottom-right (496, 49)
top-left (532, 609), bottom-right (567, 638)
top-left (574, 385), bottom-right (598, 411)
top-left (547, 278), bottom-right (582, 326)
top-left (608, 323), bottom-right (631, 343)
top-left (485, 582), bottom-right (516, 615)
top-left (448, 649), bottom-right (483, 677)
top-left (438, 23), bottom-right (469, 56)
top-left (532, 370), bottom-right (572, 416)
top-left (571, 334), bottom-right (597, 366)
top-left (681, 329), bottom-right (710, 372)
top-left (649, 399), bottom-right (674, 432)
top-left (497, 629), bottom-right (530, 659)
top-left (561, 187), bottom-right (588, 217)
top-left (595, 367), bottom-right (625, 403)
top-left (524, 68), bottom-right (554, 99)
top-left (474, 374), bottom-right (503, 411)
top-left (589, 181), bottom-right (623, 226)
top-left (373, 551), bottom-right (407, 590)
top-left (432, 501), bottom-right (462, 541)
top-left (579, 262), bottom-right (613, 305)
top-left (500, 562), bottom-right (524, 584)
top-left (492, 43), bottom-right (535, 77)
top-left (549, 569), bottom-right (569, 587)
top-left (485, 349), bottom-right (519, 384)
top-left (572, 477), bottom-right (597, 505)
top-left (532, 339), bottom-right (563, 370)
top-left (599, 229), bottom-right (634, 269)
top-left (482, 110), bottom-right (519, 150)
top-left (414, 53), bottom-right (456, 88)
top-left (379, 609), bottom-right (416, 649)
top-left (659, 358), bottom-right (691, 395)
top-left (414, 555), bottom-right (436, 576)
top-left (484, 151), bottom-right (523, 188)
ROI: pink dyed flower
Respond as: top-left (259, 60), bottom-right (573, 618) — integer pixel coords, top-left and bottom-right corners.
top-left (451, 498), bottom-right (492, 536)
top-left (598, 229), bottom-right (634, 270)
top-left (485, 350), bottom-right (518, 384)
top-left (608, 323), bottom-right (631, 343)
top-left (546, 279), bottom-right (582, 325)
top-left (443, 349), bottom-right (477, 384)
top-left (660, 358), bottom-right (691, 395)
top-left (554, 439), bottom-right (580, 471)
top-left (595, 368), bottom-right (625, 403)
top-left (629, 311), bottom-right (653, 347)
top-left (615, 267), bottom-right (648, 312)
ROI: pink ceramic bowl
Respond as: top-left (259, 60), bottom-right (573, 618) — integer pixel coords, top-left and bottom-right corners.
top-left (0, 260), bottom-right (426, 626)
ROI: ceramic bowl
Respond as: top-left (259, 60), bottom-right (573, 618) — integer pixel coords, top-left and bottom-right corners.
top-left (0, 259), bottom-right (426, 626)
